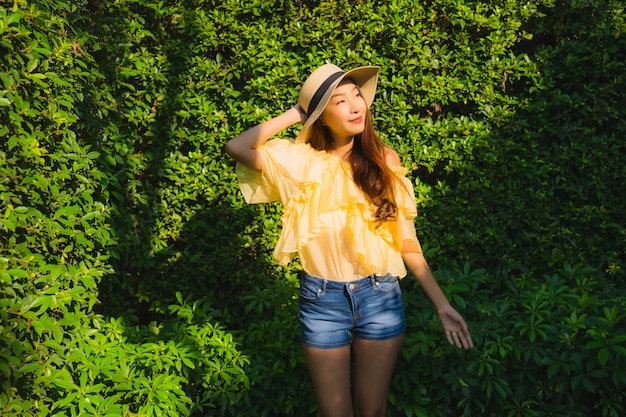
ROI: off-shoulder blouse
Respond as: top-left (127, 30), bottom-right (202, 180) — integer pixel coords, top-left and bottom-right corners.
top-left (236, 139), bottom-right (421, 282)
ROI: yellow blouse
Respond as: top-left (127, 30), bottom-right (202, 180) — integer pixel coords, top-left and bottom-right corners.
top-left (236, 139), bottom-right (422, 282)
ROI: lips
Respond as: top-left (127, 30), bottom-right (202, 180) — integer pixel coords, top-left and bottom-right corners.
top-left (350, 116), bottom-right (363, 124)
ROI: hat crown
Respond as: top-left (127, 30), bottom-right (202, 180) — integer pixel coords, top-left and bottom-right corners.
top-left (295, 63), bottom-right (380, 143)
top-left (298, 64), bottom-right (345, 114)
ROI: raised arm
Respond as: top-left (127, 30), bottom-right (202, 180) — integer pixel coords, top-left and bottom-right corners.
top-left (224, 105), bottom-right (307, 171)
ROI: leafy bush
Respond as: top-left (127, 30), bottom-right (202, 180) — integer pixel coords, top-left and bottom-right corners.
top-left (395, 261), bottom-right (625, 417)
top-left (2, 0), bottom-right (625, 416)
top-left (1, 0), bottom-right (113, 414)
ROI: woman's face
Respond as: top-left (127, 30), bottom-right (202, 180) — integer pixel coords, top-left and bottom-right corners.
top-left (319, 79), bottom-right (367, 142)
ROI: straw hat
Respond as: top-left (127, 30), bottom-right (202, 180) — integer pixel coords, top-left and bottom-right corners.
top-left (296, 63), bottom-right (380, 143)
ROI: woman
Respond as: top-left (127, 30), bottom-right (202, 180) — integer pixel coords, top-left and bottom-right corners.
top-left (225, 63), bottom-right (473, 417)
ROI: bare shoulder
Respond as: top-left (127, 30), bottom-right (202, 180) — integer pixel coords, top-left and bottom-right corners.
top-left (383, 147), bottom-right (402, 168)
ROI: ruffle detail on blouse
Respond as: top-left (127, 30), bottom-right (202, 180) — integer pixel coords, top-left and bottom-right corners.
top-left (236, 139), bottom-right (317, 205)
top-left (272, 148), bottom-right (351, 265)
top-left (236, 139), bottom-right (420, 277)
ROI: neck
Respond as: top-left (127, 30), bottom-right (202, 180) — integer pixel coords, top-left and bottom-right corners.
top-left (329, 136), bottom-right (354, 160)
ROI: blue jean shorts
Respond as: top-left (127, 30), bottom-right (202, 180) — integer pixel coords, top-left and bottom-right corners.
top-left (298, 271), bottom-right (406, 349)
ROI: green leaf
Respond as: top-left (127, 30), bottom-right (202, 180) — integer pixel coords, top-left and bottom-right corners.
top-left (597, 348), bottom-right (610, 366)
top-left (8, 268), bottom-right (28, 278)
top-left (7, 12), bottom-right (22, 25)
top-left (17, 362), bottom-right (41, 376)
top-left (27, 58), bottom-right (40, 72)
top-left (52, 378), bottom-right (78, 390)
top-left (610, 345), bottom-right (626, 357)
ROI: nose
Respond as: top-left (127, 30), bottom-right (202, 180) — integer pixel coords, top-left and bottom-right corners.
top-left (350, 97), bottom-right (362, 113)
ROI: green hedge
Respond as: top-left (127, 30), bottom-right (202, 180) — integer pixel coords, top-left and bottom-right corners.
top-left (1, 0), bottom-right (625, 416)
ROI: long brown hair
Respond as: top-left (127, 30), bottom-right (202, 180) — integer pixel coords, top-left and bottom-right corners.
top-left (307, 111), bottom-right (398, 224)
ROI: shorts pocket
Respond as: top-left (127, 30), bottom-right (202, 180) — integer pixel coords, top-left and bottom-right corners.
top-left (373, 278), bottom-right (400, 293)
top-left (299, 279), bottom-right (325, 300)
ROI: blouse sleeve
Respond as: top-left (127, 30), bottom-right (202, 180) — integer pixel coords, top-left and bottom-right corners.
top-left (391, 166), bottom-right (423, 254)
top-left (235, 139), bottom-right (315, 204)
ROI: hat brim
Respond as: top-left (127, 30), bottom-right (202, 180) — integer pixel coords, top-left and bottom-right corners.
top-left (295, 66), bottom-right (380, 143)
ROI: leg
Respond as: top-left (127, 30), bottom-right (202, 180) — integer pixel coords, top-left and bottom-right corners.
top-left (303, 344), bottom-right (353, 417)
top-left (353, 335), bottom-right (404, 417)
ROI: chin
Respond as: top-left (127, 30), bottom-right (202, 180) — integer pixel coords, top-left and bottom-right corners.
top-left (349, 125), bottom-right (366, 135)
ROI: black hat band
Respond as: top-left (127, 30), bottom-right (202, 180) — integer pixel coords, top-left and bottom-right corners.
top-left (306, 71), bottom-right (345, 117)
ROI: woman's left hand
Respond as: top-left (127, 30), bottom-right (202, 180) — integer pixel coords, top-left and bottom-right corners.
top-left (438, 306), bottom-right (474, 349)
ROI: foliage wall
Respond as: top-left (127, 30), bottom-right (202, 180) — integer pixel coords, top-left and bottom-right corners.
top-left (1, 0), bottom-right (625, 416)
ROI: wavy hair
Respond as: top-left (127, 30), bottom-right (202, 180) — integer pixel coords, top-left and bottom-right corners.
top-left (306, 111), bottom-right (398, 224)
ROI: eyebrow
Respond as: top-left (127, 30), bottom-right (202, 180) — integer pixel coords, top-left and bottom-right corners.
top-left (331, 85), bottom-right (359, 99)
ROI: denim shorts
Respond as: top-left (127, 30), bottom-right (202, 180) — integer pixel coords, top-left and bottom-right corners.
top-left (298, 271), bottom-right (406, 349)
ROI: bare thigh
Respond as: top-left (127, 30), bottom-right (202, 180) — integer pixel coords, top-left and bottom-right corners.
top-left (353, 335), bottom-right (404, 417)
top-left (303, 344), bottom-right (353, 417)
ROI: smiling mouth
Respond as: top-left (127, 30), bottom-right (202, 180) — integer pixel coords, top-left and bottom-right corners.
top-left (350, 116), bottom-right (363, 123)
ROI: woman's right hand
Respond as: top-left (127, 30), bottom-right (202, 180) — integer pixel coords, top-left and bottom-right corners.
top-left (292, 103), bottom-right (308, 124)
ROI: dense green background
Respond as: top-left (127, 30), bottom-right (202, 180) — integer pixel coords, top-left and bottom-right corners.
top-left (1, 0), bottom-right (625, 416)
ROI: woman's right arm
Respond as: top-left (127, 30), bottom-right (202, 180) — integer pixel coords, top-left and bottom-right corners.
top-left (224, 105), bottom-right (306, 171)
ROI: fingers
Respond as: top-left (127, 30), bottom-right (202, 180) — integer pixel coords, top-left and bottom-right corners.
top-left (445, 330), bottom-right (457, 347)
top-left (439, 308), bottom-right (474, 349)
top-left (460, 329), bottom-right (474, 349)
top-left (446, 331), bottom-right (474, 349)
top-left (458, 321), bottom-right (474, 349)
top-left (445, 328), bottom-right (474, 350)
